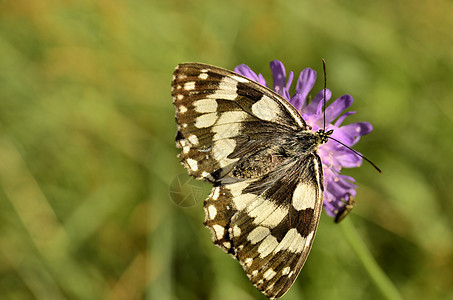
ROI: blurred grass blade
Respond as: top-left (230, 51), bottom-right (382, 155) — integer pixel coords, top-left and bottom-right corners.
top-left (340, 219), bottom-right (403, 300)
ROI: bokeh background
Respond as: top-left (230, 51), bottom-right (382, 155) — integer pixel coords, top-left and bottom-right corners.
top-left (1, 1), bottom-right (452, 299)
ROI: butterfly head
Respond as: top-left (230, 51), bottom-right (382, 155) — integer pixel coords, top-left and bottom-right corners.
top-left (316, 129), bottom-right (333, 145)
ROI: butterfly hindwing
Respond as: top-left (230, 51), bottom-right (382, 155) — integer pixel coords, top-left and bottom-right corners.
top-left (172, 63), bottom-right (324, 299)
top-left (227, 154), bottom-right (323, 298)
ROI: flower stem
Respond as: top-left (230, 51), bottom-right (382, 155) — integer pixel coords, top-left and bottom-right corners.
top-left (340, 218), bottom-right (403, 300)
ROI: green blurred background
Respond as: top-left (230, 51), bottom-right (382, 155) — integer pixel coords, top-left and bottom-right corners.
top-left (1, 1), bottom-right (452, 299)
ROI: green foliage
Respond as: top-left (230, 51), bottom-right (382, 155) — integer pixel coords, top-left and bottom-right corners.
top-left (0, 0), bottom-right (452, 299)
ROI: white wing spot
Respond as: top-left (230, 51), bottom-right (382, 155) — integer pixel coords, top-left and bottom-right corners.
top-left (304, 231), bottom-right (314, 250)
top-left (227, 181), bottom-right (250, 197)
top-left (252, 270), bottom-right (258, 276)
top-left (233, 193), bottom-right (256, 211)
top-left (212, 138), bottom-right (238, 168)
top-left (195, 112), bottom-right (218, 128)
top-left (178, 105), bottom-right (187, 113)
top-left (247, 226), bottom-right (270, 244)
top-left (213, 122), bottom-right (241, 141)
top-left (223, 242), bottom-right (231, 249)
top-left (248, 200), bottom-right (287, 228)
top-left (216, 111), bottom-right (248, 125)
top-left (184, 81), bottom-right (195, 90)
top-left (244, 258), bottom-right (253, 267)
top-left (292, 182), bottom-right (316, 210)
top-left (186, 158), bottom-right (198, 171)
top-left (182, 145), bottom-right (190, 154)
top-left (231, 75), bottom-right (249, 83)
top-left (232, 225), bottom-right (241, 237)
top-left (257, 235), bottom-right (279, 258)
top-left (212, 224), bottom-right (225, 240)
top-left (179, 139), bottom-right (189, 147)
top-left (187, 134), bottom-right (199, 145)
top-left (265, 283), bottom-right (275, 292)
top-left (273, 228), bottom-right (305, 253)
top-left (207, 205), bottom-right (217, 219)
top-left (194, 99), bottom-right (218, 113)
top-left (207, 76), bottom-right (237, 100)
top-left (251, 95), bottom-right (281, 121)
top-left (176, 94), bottom-right (184, 101)
top-left (282, 267), bottom-right (290, 276)
top-left (263, 269), bottom-right (277, 280)
top-left (198, 72), bottom-right (208, 80)
top-left (211, 186), bottom-right (220, 200)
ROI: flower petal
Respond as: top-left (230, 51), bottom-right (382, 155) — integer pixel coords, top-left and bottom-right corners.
top-left (341, 122), bottom-right (373, 138)
top-left (325, 94), bottom-right (353, 123)
top-left (296, 68), bottom-right (317, 98)
top-left (291, 68), bottom-right (315, 111)
top-left (234, 64), bottom-right (267, 86)
top-left (334, 111), bottom-right (355, 127)
top-left (270, 60), bottom-right (287, 98)
top-left (286, 71), bottom-right (294, 91)
top-left (290, 94), bottom-right (306, 111)
top-left (303, 89), bottom-right (332, 115)
top-left (335, 151), bottom-right (363, 168)
top-left (282, 71), bottom-right (294, 101)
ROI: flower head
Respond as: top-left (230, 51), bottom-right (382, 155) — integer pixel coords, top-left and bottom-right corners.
top-left (234, 60), bottom-right (373, 219)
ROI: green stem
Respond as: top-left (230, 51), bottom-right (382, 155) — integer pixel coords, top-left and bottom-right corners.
top-left (340, 218), bottom-right (403, 300)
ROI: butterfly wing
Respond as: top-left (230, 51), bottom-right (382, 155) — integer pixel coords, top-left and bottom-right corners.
top-left (173, 63), bottom-right (308, 181)
top-left (212, 154), bottom-right (324, 299)
top-left (172, 63), bottom-right (324, 299)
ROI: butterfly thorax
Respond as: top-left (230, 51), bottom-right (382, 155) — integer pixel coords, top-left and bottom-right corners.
top-left (284, 129), bottom-right (332, 156)
top-left (231, 129), bottom-right (331, 179)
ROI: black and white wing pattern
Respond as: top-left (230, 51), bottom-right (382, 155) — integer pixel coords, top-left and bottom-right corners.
top-left (172, 63), bottom-right (327, 299)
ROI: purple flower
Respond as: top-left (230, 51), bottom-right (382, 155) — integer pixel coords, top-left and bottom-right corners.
top-left (234, 60), bottom-right (373, 219)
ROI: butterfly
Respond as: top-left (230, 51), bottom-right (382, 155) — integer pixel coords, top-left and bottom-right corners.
top-left (172, 62), bottom-right (333, 299)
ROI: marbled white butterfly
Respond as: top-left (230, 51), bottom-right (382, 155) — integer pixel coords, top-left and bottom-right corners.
top-left (172, 62), bottom-right (333, 299)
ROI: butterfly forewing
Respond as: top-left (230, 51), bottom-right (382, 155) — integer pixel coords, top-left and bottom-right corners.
top-left (172, 63), bottom-right (324, 299)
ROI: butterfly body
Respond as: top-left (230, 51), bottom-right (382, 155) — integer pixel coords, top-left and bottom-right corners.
top-left (172, 63), bottom-right (329, 299)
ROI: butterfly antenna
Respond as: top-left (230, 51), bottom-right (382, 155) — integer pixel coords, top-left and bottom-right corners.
top-left (322, 59), bottom-right (381, 174)
top-left (328, 135), bottom-right (382, 173)
top-left (322, 58), bottom-right (327, 131)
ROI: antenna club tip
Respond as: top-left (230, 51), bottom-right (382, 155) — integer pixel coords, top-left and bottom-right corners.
top-left (372, 164), bottom-right (382, 174)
